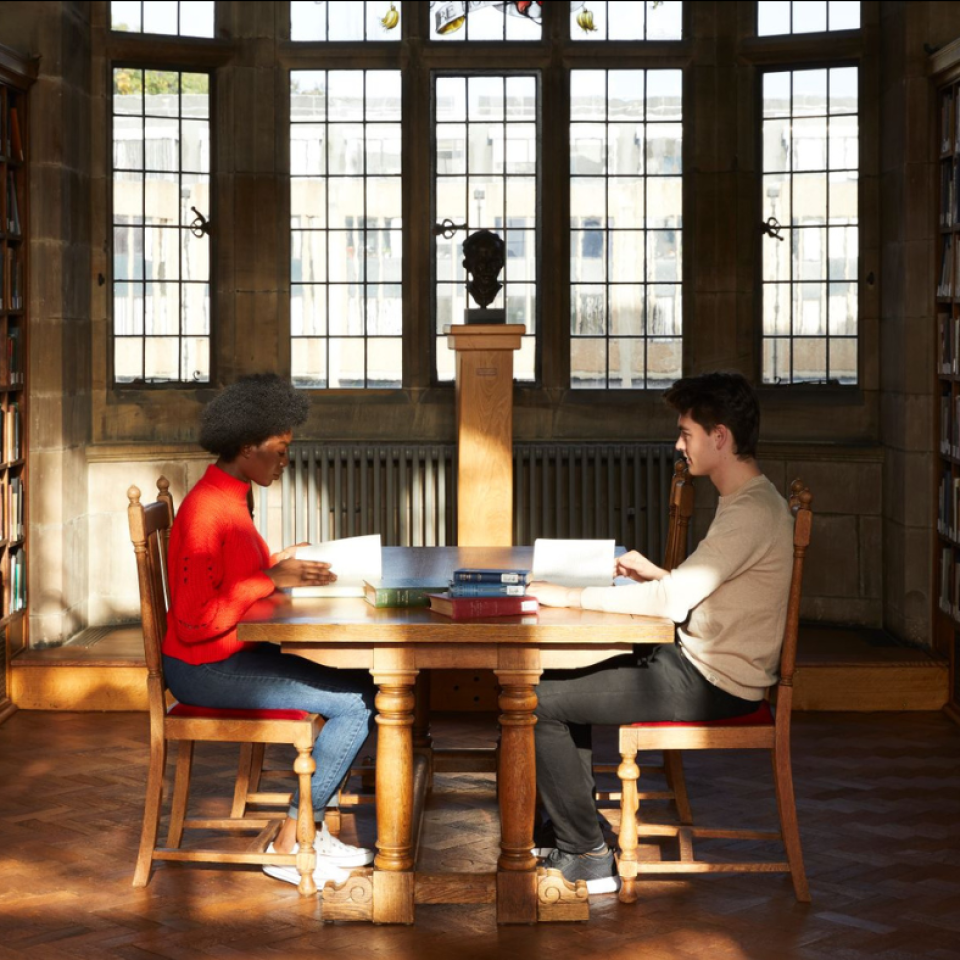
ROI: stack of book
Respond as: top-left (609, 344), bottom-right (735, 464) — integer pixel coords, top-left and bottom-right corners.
top-left (427, 568), bottom-right (539, 619)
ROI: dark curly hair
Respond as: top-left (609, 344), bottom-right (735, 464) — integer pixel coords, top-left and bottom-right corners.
top-left (199, 374), bottom-right (309, 461)
top-left (663, 372), bottom-right (760, 460)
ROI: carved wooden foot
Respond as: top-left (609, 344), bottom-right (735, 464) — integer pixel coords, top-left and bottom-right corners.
top-left (536, 867), bottom-right (589, 922)
top-left (321, 868), bottom-right (374, 922)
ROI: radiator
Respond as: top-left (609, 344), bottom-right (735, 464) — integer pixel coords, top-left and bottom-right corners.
top-left (513, 442), bottom-right (679, 559)
top-left (257, 444), bottom-right (457, 548)
top-left (258, 441), bottom-right (681, 559)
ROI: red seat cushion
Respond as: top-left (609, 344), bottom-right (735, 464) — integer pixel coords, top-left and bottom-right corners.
top-left (168, 703), bottom-right (313, 722)
top-left (630, 701), bottom-right (773, 728)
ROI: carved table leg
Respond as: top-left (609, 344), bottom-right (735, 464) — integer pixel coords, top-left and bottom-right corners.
top-left (372, 670), bottom-right (417, 924)
top-left (495, 663), bottom-right (540, 924)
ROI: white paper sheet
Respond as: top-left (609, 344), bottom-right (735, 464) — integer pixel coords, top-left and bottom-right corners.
top-left (531, 538), bottom-right (616, 588)
top-left (290, 534), bottom-right (382, 597)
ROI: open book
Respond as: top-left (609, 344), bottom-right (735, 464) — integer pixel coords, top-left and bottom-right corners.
top-left (531, 538), bottom-right (616, 588)
top-left (289, 534), bottom-right (382, 597)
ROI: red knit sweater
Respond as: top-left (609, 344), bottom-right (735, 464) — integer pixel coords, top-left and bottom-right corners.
top-left (162, 464), bottom-right (277, 665)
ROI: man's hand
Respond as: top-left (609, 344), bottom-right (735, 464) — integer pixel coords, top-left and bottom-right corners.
top-left (267, 558), bottom-right (337, 589)
top-left (527, 581), bottom-right (583, 608)
top-left (616, 550), bottom-right (668, 582)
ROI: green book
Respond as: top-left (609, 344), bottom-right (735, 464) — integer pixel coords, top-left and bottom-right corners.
top-left (363, 578), bottom-right (450, 608)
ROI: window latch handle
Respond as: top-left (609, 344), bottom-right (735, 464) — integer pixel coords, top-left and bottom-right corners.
top-left (190, 207), bottom-right (211, 238)
top-left (761, 216), bottom-right (784, 241)
top-left (433, 218), bottom-right (467, 239)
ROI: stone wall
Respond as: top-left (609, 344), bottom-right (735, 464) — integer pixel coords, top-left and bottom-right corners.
top-left (0, 2), bottom-right (953, 649)
top-left (879, 2), bottom-right (960, 645)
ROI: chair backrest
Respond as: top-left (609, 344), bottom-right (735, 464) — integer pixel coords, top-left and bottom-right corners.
top-left (775, 479), bottom-right (813, 715)
top-left (128, 477), bottom-right (175, 714)
top-left (662, 460), bottom-right (695, 570)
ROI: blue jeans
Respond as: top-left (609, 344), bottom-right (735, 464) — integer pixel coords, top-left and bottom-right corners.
top-left (163, 645), bottom-right (375, 820)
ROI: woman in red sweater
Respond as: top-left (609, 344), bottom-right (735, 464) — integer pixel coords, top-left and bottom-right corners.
top-left (162, 374), bottom-right (375, 887)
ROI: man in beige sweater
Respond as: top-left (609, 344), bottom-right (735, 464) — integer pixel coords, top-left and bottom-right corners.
top-left (527, 372), bottom-right (794, 895)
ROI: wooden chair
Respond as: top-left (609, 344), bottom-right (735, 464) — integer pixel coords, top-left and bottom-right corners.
top-left (593, 459), bottom-right (695, 826)
top-left (615, 480), bottom-right (813, 904)
top-left (232, 481), bottom-right (375, 832)
top-left (128, 478), bottom-right (322, 896)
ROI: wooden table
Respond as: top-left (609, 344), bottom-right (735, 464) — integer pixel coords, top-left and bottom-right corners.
top-left (238, 547), bottom-right (673, 924)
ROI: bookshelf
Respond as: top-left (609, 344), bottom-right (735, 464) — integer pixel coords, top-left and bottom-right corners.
top-left (0, 45), bottom-right (34, 725)
top-left (933, 40), bottom-right (960, 728)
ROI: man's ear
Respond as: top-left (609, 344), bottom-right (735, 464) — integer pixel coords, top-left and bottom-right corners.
top-left (239, 443), bottom-right (254, 459)
top-left (713, 424), bottom-right (729, 451)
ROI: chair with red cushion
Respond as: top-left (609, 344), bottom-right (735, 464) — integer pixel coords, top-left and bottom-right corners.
top-left (128, 478), bottom-right (323, 895)
top-left (615, 479), bottom-right (813, 904)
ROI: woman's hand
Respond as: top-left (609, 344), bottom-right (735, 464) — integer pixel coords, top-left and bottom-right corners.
top-left (616, 550), bottom-right (668, 583)
top-left (271, 542), bottom-right (310, 564)
top-left (527, 581), bottom-right (583, 609)
top-left (267, 558), bottom-right (337, 589)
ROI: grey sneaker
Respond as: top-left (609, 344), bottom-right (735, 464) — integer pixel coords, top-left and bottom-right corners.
top-left (533, 813), bottom-right (615, 859)
top-left (542, 846), bottom-right (621, 895)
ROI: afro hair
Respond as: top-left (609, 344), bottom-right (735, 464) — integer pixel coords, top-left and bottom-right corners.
top-left (199, 373), bottom-right (309, 461)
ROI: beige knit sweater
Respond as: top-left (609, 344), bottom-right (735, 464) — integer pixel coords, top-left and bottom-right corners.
top-left (580, 474), bottom-right (794, 701)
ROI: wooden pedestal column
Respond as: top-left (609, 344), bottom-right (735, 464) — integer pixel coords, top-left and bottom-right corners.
top-left (446, 323), bottom-right (525, 547)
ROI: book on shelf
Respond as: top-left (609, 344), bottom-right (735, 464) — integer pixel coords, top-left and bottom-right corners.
top-left (953, 476), bottom-right (960, 543)
top-left (954, 395), bottom-right (960, 458)
top-left (5, 174), bottom-right (20, 234)
top-left (939, 235), bottom-right (954, 298)
top-left (939, 311), bottom-right (955, 374)
top-left (452, 567), bottom-right (531, 585)
top-left (10, 547), bottom-right (25, 612)
top-left (427, 592), bottom-right (539, 620)
top-left (941, 393), bottom-right (952, 455)
top-left (10, 476), bottom-right (23, 540)
top-left (1, 247), bottom-right (22, 313)
top-left (288, 533), bottom-right (381, 598)
top-left (942, 161), bottom-right (955, 227)
top-left (448, 581), bottom-right (527, 597)
top-left (954, 555), bottom-right (960, 619)
top-left (941, 546), bottom-right (953, 615)
top-left (955, 228), bottom-right (960, 295)
top-left (942, 88), bottom-right (955, 154)
top-left (363, 578), bottom-right (449, 608)
top-left (939, 468), bottom-right (949, 537)
top-left (3, 403), bottom-right (20, 462)
top-left (9, 106), bottom-right (23, 162)
top-left (955, 159), bottom-right (960, 226)
top-left (7, 326), bottom-right (22, 383)
top-left (956, 86), bottom-right (960, 152)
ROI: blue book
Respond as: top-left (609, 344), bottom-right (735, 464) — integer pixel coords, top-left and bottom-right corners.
top-left (448, 581), bottom-right (527, 597)
top-left (452, 568), bottom-right (531, 585)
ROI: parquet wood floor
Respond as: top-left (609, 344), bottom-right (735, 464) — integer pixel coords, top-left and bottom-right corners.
top-left (1, 709), bottom-right (959, 960)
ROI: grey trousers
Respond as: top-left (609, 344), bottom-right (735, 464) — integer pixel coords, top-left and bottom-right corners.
top-left (533, 642), bottom-right (759, 853)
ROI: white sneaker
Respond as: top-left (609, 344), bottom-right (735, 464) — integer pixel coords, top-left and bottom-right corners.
top-left (262, 842), bottom-right (351, 888)
top-left (317, 821), bottom-right (374, 867)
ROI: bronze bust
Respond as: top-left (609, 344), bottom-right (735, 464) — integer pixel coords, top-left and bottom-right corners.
top-left (462, 230), bottom-right (506, 309)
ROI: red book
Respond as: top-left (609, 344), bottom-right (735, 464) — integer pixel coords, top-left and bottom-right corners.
top-left (9, 107), bottom-right (23, 161)
top-left (427, 593), bottom-right (539, 620)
